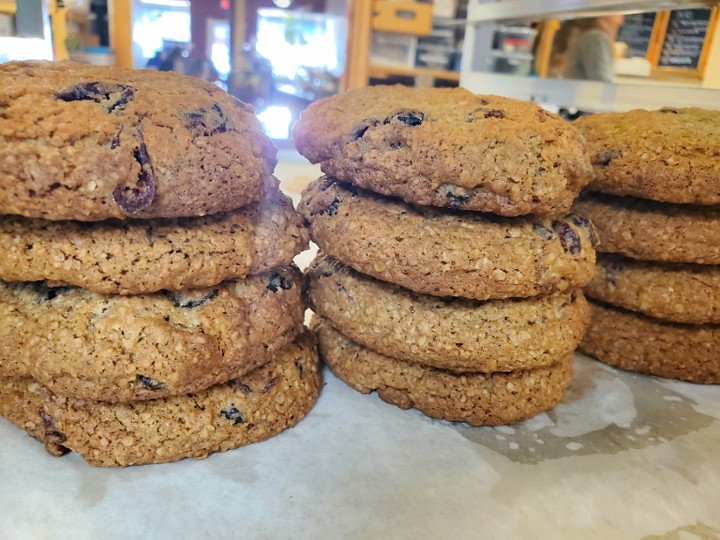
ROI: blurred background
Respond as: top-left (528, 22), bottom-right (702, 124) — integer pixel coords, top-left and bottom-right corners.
top-left (1, 0), bottom-right (718, 142)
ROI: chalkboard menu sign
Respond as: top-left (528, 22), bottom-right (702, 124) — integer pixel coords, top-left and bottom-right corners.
top-left (617, 12), bottom-right (657, 58)
top-left (659, 8), bottom-right (712, 69)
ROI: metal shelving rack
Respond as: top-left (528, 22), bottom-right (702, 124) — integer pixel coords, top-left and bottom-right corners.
top-left (459, 0), bottom-right (720, 111)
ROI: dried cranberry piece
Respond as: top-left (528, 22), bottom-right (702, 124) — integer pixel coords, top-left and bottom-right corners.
top-left (164, 289), bottom-right (218, 308)
top-left (262, 377), bottom-right (279, 393)
top-left (384, 111), bottom-right (424, 126)
top-left (39, 410), bottom-right (68, 444)
top-left (267, 272), bottom-right (293, 292)
top-left (569, 214), bottom-right (598, 246)
top-left (552, 221), bottom-right (582, 255)
top-left (113, 128), bottom-right (156, 214)
top-left (484, 109), bottom-right (506, 119)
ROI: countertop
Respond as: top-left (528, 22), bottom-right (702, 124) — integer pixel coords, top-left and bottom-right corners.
top-left (2, 156), bottom-right (719, 540)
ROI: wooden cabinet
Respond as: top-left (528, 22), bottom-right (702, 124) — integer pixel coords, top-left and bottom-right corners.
top-left (344, 0), bottom-right (464, 89)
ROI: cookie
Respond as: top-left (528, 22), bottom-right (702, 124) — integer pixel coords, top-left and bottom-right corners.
top-left (573, 193), bottom-right (720, 264)
top-left (0, 179), bottom-right (309, 294)
top-left (0, 60), bottom-right (277, 221)
top-left (0, 333), bottom-right (320, 467)
top-left (0, 267), bottom-right (304, 402)
top-left (299, 177), bottom-right (596, 300)
top-left (293, 86), bottom-right (591, 217)
top-left (307, 255), bottom-right (589, 372)
top-left (579, 301), bottom-right (720, 384)
top-left (576, 108), bottom-right (720, 204)
top-left (586, 253), bottom-right (720, 324)
top-left (314, 319), bottom-right (572, 426)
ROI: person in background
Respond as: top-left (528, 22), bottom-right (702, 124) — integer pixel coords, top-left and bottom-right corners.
top-left (563, 15), bottom-right (625, 82)
top-left (146, 49), bottom-right (166, 70)
top-left (158, 46), bottom-right (185, 73)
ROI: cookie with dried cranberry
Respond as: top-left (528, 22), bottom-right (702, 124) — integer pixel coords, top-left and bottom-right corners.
top-left (307, 255), bottom-right (589, 372)
top-left (314, 318), bottom-right (572, 426)
top-left (0, 60), bottom-right (276, 220)
top-left (0, 333), bottom-right (320, 467)
top-left (576, 107), bottom-right (720, 204)
top-left (586, 253), bottom-right (720, 324)
top-left (293, 86), bottom-right (591, 217)
top-left (579, 301), bottom-right (720, 384)
top-left (299, 177), bottom-right (596, 300)
top-left (0, 178), bottom-right (308, 294)
top-left (573, 193), bottom-right (720, 264)
top-left (0, 267), bottom-right (304, 402)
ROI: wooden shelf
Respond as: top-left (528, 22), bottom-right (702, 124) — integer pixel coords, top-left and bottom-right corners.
top-left (368, 64), bottom-right (461, 81)
top-left (463, 0), bottom-right (717, 24)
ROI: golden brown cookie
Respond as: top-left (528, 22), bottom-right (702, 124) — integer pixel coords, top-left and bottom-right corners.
top-left (0, 60), bottom-right (276, 220)
top-left (299, 177), bottom-right (596, 300)
top-left (0, 267), bottom-right (304, 402)
top-left (579, 301), bottom-right (720, 384)
top-left (576, 108), bottom-right (720, 204)
top-left (586, 253), bottom-right (720, 324)
top-left (315, 318), bottom-right (573, 426)
top-left (307, 255), bottom-right (589, 372)
top-left (574, 193), bottom-right (720, 264)
top-left (0, 180), bottom-right (308, 294)
top-left (293, 86), bottom-right (591, 217)
top-left (0, 333), bottom-right (320, 467)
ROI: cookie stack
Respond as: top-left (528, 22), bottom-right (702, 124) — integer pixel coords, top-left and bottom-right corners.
top-left (574, 108), bottom-right (720, 384)
top-left (0, 61), bottom-right (320, 466)
top-left (293, 86), bottom-right (597, 425)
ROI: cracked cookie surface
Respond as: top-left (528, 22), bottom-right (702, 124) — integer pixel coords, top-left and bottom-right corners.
top-left (0, 333), bottom-right (320, 466)
top-left (307, 255), bottom-right (589, 372)
top-left (293, 86), bottom-right (591, 217)
top-left (0, 178), bottom-right (308, 294)
top-left (299, 177), bottom-right (596, 300)
top-left (586, 253), bottom-right (720, 324)
top-left (580, 301), bottom-right (720, 384)
top-left (574, 193), bottom-right (720, 264)
top-left (0, 61), bottom-right (276, 220)
top-left (0, 267), bottom-right (304, 402)
top-left (576, 108), bottom-right (720, 204)
top-left (315, 319), bottom-right (573, 426)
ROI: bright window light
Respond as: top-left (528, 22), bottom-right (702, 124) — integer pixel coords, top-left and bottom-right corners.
top-left (257, 106), bottom-right (293, 140)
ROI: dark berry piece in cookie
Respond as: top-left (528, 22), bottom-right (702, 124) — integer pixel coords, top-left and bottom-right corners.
top-left (552, 221), bottom-right (582, 255)
top-left (533, 223), bottom-right (556, 241)
top-left (484, 109), bottom-right (506, 119)
top-left (383, 110), bottom-right (424, 126)
top-left (112, 129), bottom-right (156, 214)
top-left (220, 404), bottom-right (245, 425)
top-left (592, 150), bottom-right (622, 166)
top-left (164, 289), bottom-right (218, 308)
top-left (267, 272), bottom-right (293, 292)
top-left (55, 82), bottom-right (135, 113)
top-left (350, 119), bottom-right (380, 140)
top-left (137, 375), bottom-right (166, 391)
top-left (262, 377), bottom-right (279, 393)
top-left (568, 214), bottom-right (598, 246)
